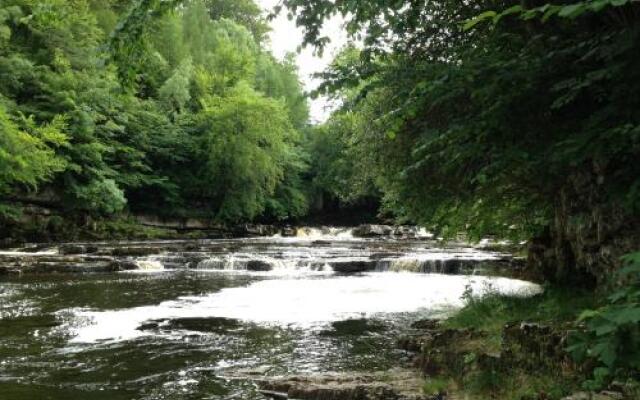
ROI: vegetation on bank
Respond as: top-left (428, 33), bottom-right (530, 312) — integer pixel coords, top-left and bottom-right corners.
top-left (417, 253), bottom-right (640, 399)
top-left (0, 0), bottom-right (316, 231)
top-left (432, 289), bottom-right (597, 399)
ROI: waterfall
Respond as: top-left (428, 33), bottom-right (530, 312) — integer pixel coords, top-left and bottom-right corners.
top-left (295, 227), bottom-right (354, 239)
top-left (375, 258), bottom-right (483, 274)
top-left (195, 255), bottom-right (330, 272)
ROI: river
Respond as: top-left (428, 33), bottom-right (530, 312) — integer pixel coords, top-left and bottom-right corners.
top-left (0, 227), bottom-right (540, 399)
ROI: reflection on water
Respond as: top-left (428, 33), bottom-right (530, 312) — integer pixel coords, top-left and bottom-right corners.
top-left (0, 236), bottom-right (540, 400)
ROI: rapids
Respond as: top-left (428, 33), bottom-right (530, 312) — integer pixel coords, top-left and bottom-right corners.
top-left (0, 227), bottom-right (539, 399)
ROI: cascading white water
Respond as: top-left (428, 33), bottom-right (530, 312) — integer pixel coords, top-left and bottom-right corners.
top-left (196, 254), bottom-right (331, 274)
top-left (24, 227), bottom-right (531, 346)
top-left (66, 273), bottom-right (542, 343)
top-left (134, 259), bottom-right (165, 271)
top-left (189, 244), bottom-right (503, 275)
top-left (295, 227), bottom-right (355, 239)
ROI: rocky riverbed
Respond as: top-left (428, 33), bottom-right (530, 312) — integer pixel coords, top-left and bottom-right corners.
top-left (0, 225), bottom-right (526, 277)
top-left (0, 226), bottom-right (542, 400)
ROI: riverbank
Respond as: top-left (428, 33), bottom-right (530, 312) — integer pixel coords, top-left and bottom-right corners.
top-left (399, 288), bottom-right (640, 400)
top-left (0, 213), bottom-right (441, 246)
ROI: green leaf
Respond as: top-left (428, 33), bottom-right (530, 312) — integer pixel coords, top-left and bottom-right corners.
top-left (611, 0), bottom-right (629, 6)
top-left (558, 3), bottom-right (587, 18)
top-left (462, 11), bottom-right (497, 31)
top-left (494, 5), bottom-right (523, 24)
top-left (578, 309), bottom-right (599, 321)
top-left (589, 0), bottom-right (611, 12)
top-left (609, 307), bottom-right (640, 324)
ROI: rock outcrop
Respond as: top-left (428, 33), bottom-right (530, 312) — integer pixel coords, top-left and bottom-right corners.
top-left (330, 261), bottom-right (377, 273)
top-left (247, 371), bottom-right (433, 400)
top-left (528, 168), bottom-right (640, 286)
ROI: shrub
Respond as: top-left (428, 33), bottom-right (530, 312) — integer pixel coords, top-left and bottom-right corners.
top-left (567, 253), bottom-right (640, 390)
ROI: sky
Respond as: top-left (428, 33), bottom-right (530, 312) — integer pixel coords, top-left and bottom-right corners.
top-left (256, 0), bottom-right (349, 123)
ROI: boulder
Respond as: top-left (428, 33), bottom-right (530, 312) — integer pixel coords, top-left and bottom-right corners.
top-left (59, 244), bottom-right (84, 255)
top-left (281, 226), bottom-right (297, 237)
top-left (246, 260), bottom-right (273, 271)
top-left (410, 319), bottom-right (441, 330)
top-left (330, 261), bottom-right (376, 273)
top-left (109, 260), bottom-right (139, 271)
top-left (111, 247), bottom-right (163, 257)
top-left (254, 371), bottom-right (430, 400)
top-left (352, 225), bottom-right (394, 238)
top-left (397, 334), bottom-right (430, 353)
top-left (562, 392), bottom-right (625, 400)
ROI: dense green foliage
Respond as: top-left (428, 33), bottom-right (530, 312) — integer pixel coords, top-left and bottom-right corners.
top-left (280, 0), bottom-right (640, 242)
top-left (568, 253), bottom-right (640, 389)
top-left (0, 0), bottom-right (311, 224)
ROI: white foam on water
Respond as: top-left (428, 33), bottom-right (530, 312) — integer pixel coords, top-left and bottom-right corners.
top-left (65, 273), bottom-right (542, 344)
top-left (134, 260), bottom-right (165, 271)
top-left (0, 249), bottom-right (57, 256)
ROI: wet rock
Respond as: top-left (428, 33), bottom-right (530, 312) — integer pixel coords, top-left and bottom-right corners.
top-left (254, 371), bottom-right (429, 400)
top-left (561, 392), bottom-right (625, 400)
top-left (353, 224), bottom-right (394, 238)
top-left (397, 334), bottom-right (430, 353)
top-left (109, 260), bottom-right (139, 271)
top-left (19, 244), bottom-right (52, 253)
top-left (183, 243), bottom-right (201, 251)
top-left (320, 319), bottom-right (387, 337)
top-left (397, 320), bottom-right (441, 352)
top-left (59, 244), bottom-right (100, 255)
top-left (502, 322), bottom-right (572, 372)
top-left (111, 247), bottom-right (163, 257)
top-left (412, 328), bottom-right (485, 375)
top-left (246, 260), bottom-right (272, 271)
top-left (281, 226), bottom-right (297, 237)
top-left (138, 317), bottom-right (241, 333)
top-left (411, 319), bottom-right (441, 330)
top-left (330, 261), bottom-right (376, 273)
top-left (0, 238), bottom-right (19, 249)
top-left (597, 391), bottom-right (624, 400)
top-left (562, 392), bottom-right (591, 400)
top-left (240, 224), bottom-right (279, 237)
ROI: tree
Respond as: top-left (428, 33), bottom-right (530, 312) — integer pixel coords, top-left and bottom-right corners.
top-left (0, 102), bottom-right (67, 196)
top-left (194, 82), bottom-right (302, 222)
top-left (290, 0), bottom-right (640, 283)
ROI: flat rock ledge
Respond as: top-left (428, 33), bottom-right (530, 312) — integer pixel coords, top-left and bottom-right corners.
top-left (242, 370), bottom-right (436, 400)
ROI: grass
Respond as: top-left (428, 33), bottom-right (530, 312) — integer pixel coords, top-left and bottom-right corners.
top-left (463, 371), bottom-right (574, 400)
top-left (429, 286), bottom-right (600, 399)
top-left (422, 376), bottom-right (451, 396)
top-left (443, 285), bottom-right (598, 335)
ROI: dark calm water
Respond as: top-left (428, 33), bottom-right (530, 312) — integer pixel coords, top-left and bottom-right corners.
top-left (0, 235), bottom-right (540, 399)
